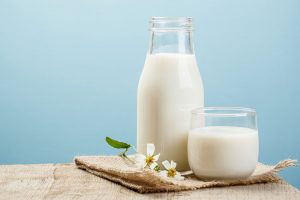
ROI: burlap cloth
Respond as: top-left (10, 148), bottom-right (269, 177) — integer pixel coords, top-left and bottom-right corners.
top-left (74, 156), bottom-right (296, 193)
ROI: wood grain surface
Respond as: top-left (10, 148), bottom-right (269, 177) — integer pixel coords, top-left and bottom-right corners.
top-left (0, 163), bottom-right (299, 200)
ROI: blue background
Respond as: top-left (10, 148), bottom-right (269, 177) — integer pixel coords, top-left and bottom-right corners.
top-left (0, 0), bottom-right (299, 188)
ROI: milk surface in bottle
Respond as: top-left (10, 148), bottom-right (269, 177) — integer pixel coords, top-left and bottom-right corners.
top-left (137, 17), bottom-right (204, 171)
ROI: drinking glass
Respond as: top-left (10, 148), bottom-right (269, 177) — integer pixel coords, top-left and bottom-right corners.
top-left (188, 107), bottom-right (259, 179)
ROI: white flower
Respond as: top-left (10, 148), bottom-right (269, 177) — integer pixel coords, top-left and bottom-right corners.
top-left (159, 160), bottom-right (184, 180)
top-left (135, 144), bottom-right (160, 170)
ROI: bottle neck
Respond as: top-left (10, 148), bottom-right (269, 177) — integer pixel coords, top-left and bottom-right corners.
top-left (148, 31), bottom-right (194, 54)
top-left (148, 17), bottom-right (194, 54)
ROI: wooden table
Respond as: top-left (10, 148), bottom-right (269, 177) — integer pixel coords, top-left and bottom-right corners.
top-left (0, 163), bottom-right (299, 200)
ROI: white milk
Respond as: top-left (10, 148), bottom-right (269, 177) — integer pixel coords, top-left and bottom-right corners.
top-left (188, 126), bottom-right (259, 179)
top-left (137, 53), bottom-right (204, 171)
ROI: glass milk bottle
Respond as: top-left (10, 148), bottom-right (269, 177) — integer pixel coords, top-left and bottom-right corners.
top-left (137, 17), bottom-right (204, 171)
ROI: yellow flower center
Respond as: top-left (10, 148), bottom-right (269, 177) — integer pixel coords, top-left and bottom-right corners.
top-left (145, 156), bottom-right (154, 166)
top-left (167, 168), bottom-right (177, 177)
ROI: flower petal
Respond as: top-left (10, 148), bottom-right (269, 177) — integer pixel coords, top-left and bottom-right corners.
top-left (174, 174), bottom-right (184, 181)
top-left (149, 162), bottom-right (158, 170)
top-left (153, 153), bottom-right (160, 161)
top-left (147, 143), bottom-right (155, 156)
top-left (162, 160), bottom-right (171, 170)
top-left (134, 154), bottom-right (146, 163)
top-left (134, 154), bottom-right (146, 169)
top-left (159, 170), bottom-right (168, 177)
top-left (170, 160), bottom-right (177, 169)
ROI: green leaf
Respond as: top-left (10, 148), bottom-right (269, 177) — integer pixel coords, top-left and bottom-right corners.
top-left (105, 136), bottom-right (131, 149)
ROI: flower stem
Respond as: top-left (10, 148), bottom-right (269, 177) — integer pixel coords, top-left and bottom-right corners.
top-left (119, 148), bottom-right (135, 164)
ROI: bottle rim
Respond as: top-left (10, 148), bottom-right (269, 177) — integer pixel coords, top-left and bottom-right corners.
top-left (150, 17), bottom-right (193, 32)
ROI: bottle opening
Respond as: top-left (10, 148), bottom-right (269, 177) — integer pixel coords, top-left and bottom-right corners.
top-left (150, 17), bottom-right (193, 32)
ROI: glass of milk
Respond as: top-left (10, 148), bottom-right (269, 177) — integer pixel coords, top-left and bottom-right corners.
top-left (188, 107), bottom-right (259, 179)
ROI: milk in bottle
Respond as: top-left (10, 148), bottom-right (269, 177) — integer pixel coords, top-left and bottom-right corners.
top-left (137, 17), bottom-right (204, 171)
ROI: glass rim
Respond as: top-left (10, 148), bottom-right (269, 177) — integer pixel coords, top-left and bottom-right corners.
top-left (191, 107), bottom-right (256, 117)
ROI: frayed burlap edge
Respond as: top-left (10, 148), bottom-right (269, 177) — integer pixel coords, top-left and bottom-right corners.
top-left (75, 156), bottom-right (297, 193)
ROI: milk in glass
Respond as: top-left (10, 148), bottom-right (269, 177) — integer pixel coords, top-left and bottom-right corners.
top-left (188, 126), bottom-right (259, 179)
